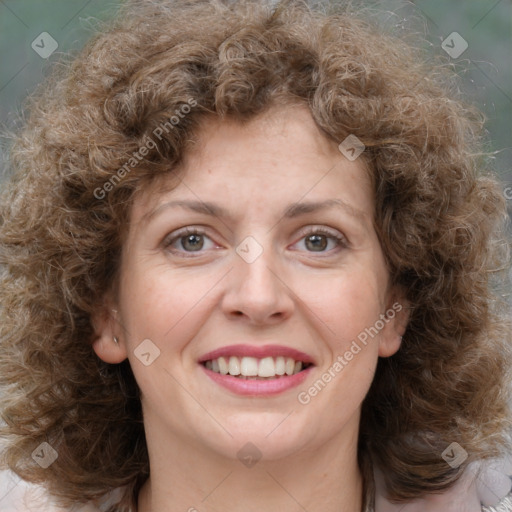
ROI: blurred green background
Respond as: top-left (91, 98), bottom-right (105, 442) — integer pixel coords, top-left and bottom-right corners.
top-left (0, 0), bottom-right (511, 192)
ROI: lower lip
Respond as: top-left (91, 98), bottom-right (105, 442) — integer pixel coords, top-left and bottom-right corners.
top-left (200, 365), bottom-right (313, 396)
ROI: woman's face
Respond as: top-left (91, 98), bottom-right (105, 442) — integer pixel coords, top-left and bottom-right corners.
top-left (94, 105), bottom-right (408, 462)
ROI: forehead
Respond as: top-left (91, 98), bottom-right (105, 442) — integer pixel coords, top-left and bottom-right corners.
top-left (132, 106), bottom-right (374, 222)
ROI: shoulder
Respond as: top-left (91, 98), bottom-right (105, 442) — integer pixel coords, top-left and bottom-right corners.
top-left (478, 456), bottom-right (512, 512)
top-left (372, 457), bottom-right (512, 512)
top-left (0, 469), bottom-right (124, 512)
top-left (0, 469), bottom-right (67, 511)
top-left (482, 492), bottom-right (512, 512)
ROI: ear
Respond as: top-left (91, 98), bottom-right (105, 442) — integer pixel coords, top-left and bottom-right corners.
top-left (378, 287), bottom-right (410, 358)
top-left (91, 293), bottom-right (127, 364)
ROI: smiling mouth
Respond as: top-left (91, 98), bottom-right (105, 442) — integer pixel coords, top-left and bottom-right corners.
top-left (201, 355), bottom-right (313, 379)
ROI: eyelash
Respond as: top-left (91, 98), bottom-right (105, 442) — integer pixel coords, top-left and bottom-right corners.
top-left (163, 226), bottom-right (348, 257)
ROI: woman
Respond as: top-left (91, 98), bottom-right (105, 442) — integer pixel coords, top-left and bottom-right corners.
top-left (0, 1), bottom-right (511, 511)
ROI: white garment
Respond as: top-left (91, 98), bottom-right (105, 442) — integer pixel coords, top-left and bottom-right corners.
top-left (373, 457), bottom-right (512, 511)
top-left (0, 470), bottom-right (122, 512)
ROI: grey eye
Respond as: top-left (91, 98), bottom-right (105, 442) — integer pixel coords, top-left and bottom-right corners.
top-left (180, 233), bottom-right (205, 251)
top-left (305, 234), bottom-right (329, 251)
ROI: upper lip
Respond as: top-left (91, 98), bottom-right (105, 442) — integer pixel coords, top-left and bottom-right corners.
top-left (198, 344), bottom-right (316, 365)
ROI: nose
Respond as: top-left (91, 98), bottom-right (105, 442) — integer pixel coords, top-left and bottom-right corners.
top-left (221, 243), bottom-right (295, 326)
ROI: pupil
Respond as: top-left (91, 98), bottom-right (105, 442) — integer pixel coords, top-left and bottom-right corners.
top-left (306, 234), bottom-right (327, 251)
top-left (183, 234), bottom-right (203, 251)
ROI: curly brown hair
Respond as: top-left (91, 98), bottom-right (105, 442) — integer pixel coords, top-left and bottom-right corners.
top-left (0, 0), bottom-right (511, 511)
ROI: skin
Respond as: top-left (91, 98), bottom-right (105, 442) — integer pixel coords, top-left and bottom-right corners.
top-left (93, 105), bottom-right (409, 512)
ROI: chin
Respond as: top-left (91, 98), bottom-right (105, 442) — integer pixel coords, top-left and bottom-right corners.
top-left (214, 423), bottom-right (312, 462)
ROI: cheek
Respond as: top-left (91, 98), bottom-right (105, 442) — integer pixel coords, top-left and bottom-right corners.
top-left (118, 266), bottom-right (213, 400)
top-left (307, 269), bottom-right (385, 347)
top-left (297, 274), bottom-right (383, 421)
top-left (118, 263), bottom-right (218, 349)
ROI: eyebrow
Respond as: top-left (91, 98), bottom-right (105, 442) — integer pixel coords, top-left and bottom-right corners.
top-left (141, 198), bottom-right (368, 225)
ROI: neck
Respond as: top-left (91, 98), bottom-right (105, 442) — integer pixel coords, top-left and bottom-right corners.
top-left (137, 421), bottom-right (364, 512)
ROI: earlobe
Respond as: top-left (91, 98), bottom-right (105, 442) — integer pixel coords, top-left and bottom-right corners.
top-left (378, 333), bottom-right (403, 358)
top-left (92, 333), bottom-right (127, 364)
top-left (91, 301), bottom-right (127, 364)
top-left (378, 296), bottom-right (411, 358)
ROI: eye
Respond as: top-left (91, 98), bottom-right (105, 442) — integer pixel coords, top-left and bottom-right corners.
top-left (163, 227), bottom-right (218, 255)
top-left (163, 226), bottom-right (347, 256)
top-left (292, 227), bottom-right (347, 253)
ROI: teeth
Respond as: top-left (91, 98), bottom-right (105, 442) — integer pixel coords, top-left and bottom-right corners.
top-left (204, 355), bottom-right (308, 378)
top-left (285, 357), bottom-right (295, 376)
top-left (218, 356), bottom-right (229, 375)
top-left (275, 356), bottom-right (285, 375)
top-left (258, 357), bottom-right (275, 377)
top-left (228, 356), bottom-right (241, 376)
top-left (241, 356), bottom-right (259, 376)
